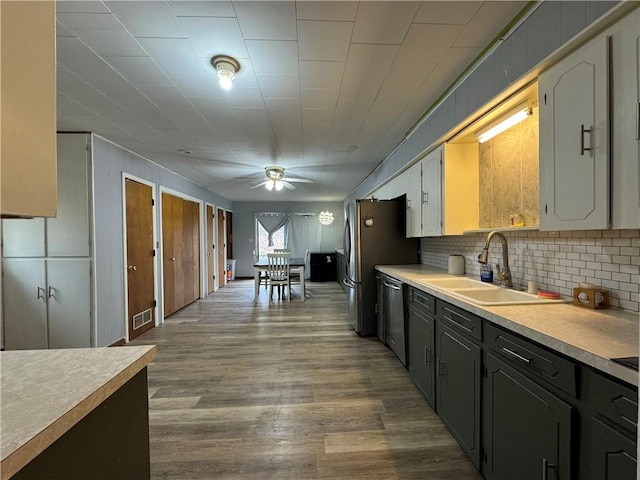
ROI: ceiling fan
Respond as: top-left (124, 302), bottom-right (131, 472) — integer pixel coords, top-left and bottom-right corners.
top-left (250, 166), bottom-right (314, 191)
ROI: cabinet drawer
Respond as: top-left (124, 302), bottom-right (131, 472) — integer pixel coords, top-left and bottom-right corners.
top-left (436, 300), bottom-right (482, 341)
top-left (485, 323), bottom-right (577, 397)
top-left (587, 369), bottom-right (638, 435)
top-left (411, 288), bottom-right (436, 315)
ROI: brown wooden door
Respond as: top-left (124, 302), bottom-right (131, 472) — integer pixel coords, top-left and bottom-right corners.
top-left (206, 205), bottom-right (215, 294)
top-left (182, 199), bottom-right (200, 305)
top-left (125, 179), bottom-right (155, 340)
top-left (162, 193), bottom-right (175, 316)
top-left (172, 195), bottom-right (185, 312)
top-left (217, 207), bottom-right (226, 287)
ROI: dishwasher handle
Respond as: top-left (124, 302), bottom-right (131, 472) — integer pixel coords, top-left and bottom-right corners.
top-left (383, 281), bottom-right (402, 290)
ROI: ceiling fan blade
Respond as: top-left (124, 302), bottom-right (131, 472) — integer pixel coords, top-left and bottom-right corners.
top-left (282, 181), bottom-right (296, 190)
top-left (250, 181), bottom-right (268, 189)
top-left (284, 177), bottom-right (314, 184)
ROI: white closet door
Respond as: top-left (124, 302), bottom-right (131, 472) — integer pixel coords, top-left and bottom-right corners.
top-left (1, 218), bottom-right (45, 257)
top-left (47, 258), bottom-right (91, 348)
top-left (47, 134), bottom-right (90, 257)
top-left (3, 258), bottom-right (47, 349)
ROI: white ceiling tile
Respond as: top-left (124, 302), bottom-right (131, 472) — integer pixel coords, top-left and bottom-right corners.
top-left (234, 1), bottom-right (297, 40)
top-left (225, 58), bottom-right (258, 88)
top-left (105, 1), bottom-right (187, 38)
top-left (246, 41), bottom-right (298, 74)
top-left (77, 31), bottom-right (147, 56)
top-left (454, 1), bottom-right (527, 48)
top-left (56, 1), bottom-right (110, 13)
top-left (169, 1), bottom-right (235, 17)
top-left (339, 44), bottom-right (398, 102)
top-left (302, 108), bottom-right (334, 125)
top-left (301, 89), bottom-right (339, 110)
top-left (225, 88), bottom-right (265, 109)
top-left (257, 74), bottom-right (300, 99)
top-left (299, 61), bottom-right (345, 89)
top-left (104, 56), bottom-right (173, 85)
top-left (56, 21), bottom-right (76, 37)
top-left (351, 2), bottom-right (418, 45)
top-left (167, 69), bottom-right (222, 97)
top-left (264, 98), bottom-right (301, 117)
top-left (57, 12), bottom-right (122, 32)
top-left (179, 17), bottom-right (248, 59)
top-left (298, 20), bottom-right (353, 61)
top-left (135, 37), bottom-right (207, 73)
top-left (376, 63), bottom-right (436, 104)
top-left (296, 1), bottom-right (358, 21)
top-left (190, 97), bottom-right (235, 118)
top-left (414, 1), bottom-right (482, 25)
top-left (395, 24), bottom-right (465, 64)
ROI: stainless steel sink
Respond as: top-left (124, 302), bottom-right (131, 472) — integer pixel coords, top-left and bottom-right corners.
top-left (421, 277), bottom-right (569, 306)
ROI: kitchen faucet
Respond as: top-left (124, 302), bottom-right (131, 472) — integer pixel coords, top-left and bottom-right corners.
top-left (478, 231), bottom-right (513, 288)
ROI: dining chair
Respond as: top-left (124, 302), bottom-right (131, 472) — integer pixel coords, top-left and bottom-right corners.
top-left (267, 252), bottom-right (290, 302)
top-left (273, 248), bottom-right (290, 253)
top-left (253, 250), bottom-right (268, 290)
top-left (289, 249), bottom-right (309, 294)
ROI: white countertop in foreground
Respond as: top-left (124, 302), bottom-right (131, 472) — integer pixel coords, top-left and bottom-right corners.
top-left (0, 345), bottom-right (157, 480)
top-left (377, 264), bottom-right (639, 387)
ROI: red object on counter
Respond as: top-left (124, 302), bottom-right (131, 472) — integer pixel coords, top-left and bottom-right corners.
top-left (537, 290), bottom-right (561, 299)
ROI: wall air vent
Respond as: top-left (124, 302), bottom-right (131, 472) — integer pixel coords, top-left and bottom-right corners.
top-left (133, 309), bottom-right (152, 330)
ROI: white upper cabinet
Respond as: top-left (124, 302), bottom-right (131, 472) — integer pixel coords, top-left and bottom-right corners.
top-left (406, 162), bottom-right (422, 238)
top-left (421, 147), bottom-right (443, 237)
top-left (538, 34), bottom-right (610, 231)
top-left (610, 8), bottom-right (640, 229)
top-left (0, 2), bottom-right (57, 217)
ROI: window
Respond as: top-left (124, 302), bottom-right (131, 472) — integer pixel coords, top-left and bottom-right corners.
top-left (256, 221), bottom-right (286, 257)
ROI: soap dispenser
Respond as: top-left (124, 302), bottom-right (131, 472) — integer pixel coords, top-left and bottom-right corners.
top-left (480, 264), bottom-right (493, 283)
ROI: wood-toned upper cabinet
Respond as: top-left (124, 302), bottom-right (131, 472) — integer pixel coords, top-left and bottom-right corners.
top-left (538, 34), bottom-right (609, 231)
top-left (610, 8), bottom-right (640, 229)
top-left (1, 2), bottom-right (57, 217)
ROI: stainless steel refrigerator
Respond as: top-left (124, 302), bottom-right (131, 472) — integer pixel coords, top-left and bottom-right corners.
top-left (343, 198), bottom-right (419, 336)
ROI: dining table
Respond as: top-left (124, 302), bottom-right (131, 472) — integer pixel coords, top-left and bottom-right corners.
top-left (253, 257), bottom-right (305, 304)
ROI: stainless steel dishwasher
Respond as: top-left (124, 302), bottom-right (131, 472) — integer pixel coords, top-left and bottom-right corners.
top-left (382, 274), bottom-right (406, 366)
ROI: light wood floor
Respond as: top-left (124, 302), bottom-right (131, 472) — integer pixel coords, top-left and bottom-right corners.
top-left (130, 280), bottom-right (481, 480)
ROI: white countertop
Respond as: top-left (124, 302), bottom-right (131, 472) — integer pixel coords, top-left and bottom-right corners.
top-left (0, 345), bottom-right (157, 480)
top-left (377, 264), bottom-right (639, 387)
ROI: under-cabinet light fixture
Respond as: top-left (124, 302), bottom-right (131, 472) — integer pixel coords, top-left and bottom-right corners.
top-left (475, 102), bottom-right (533, 144)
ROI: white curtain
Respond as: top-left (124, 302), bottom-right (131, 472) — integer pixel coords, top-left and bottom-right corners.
top-left (255, 213), bottom-right (289, 246)
top-left (288, 215), bottom-right (322, 279)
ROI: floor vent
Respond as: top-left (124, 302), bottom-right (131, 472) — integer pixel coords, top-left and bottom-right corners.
top-left (133, 309), bottom-right (152, 330)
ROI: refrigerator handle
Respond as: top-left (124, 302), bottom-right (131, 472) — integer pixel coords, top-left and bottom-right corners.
top-left (343, 277), bottom-right (355, 289)
top-left (344, 215), bottom-right (351, 278)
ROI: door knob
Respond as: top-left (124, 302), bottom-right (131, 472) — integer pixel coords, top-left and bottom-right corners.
top-left (171, 257), bottom-right (176, 261)
top-left (127, 265), bottom-right (137, 271)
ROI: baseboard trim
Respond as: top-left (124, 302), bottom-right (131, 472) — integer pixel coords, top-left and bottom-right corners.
top-left (108, 338), bottom-right (127, 347)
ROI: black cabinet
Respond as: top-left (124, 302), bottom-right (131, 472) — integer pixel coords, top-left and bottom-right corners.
top-left (409, 290), bottom-right (435, 408)
top-left (435, 317), bottom-right (482, 469)
top-left (376, 274), bottom-right (384, 343)
top-left (310, 253), bottom-right (336, 282)
top-left (584, 369), bottom-right (638, 480)
top-left (482, 351), bottom-right (573, 480)
top-left (336, 251), bottom-right (346, 292)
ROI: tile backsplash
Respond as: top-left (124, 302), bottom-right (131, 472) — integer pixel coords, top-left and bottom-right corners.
top-left (420, 229), bottom-right (640, 313)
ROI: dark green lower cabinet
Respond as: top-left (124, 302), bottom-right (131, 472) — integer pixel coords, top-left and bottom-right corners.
top-left (436, 322), bottom-right (481, 469)
top-left (409, 306), bottom-right (435, 408)
top-left (590, 417), bottom-right (637, 480)
top-left (482, 352), bottom-right (573, 480)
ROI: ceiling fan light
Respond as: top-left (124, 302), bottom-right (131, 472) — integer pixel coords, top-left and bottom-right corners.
top-left (318, 211), bottom-right (334, 225)
top-left (274, 180), bottom-right (283, 191)
top-left (265, 180), bottom-right (274, 190)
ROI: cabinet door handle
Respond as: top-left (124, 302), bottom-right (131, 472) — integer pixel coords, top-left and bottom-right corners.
top-left (424, 347), bottom-right (431, 365)
top-left (437, 359), bottom-right (445, 376)
top-left (383, 281), bottom-right (401, 290)
top-left (502, 346), bottom-right (531, 364)
top-left (580, 124), bottom-right (592, 156)
top-left (48, 286), bottom-right (55, 299)
top-left (542, 458), bottom-right (556, 480)
top-left (636, 102), bottom-right (640, 140)
top-left (37, 287), bottom-right (46, 300)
